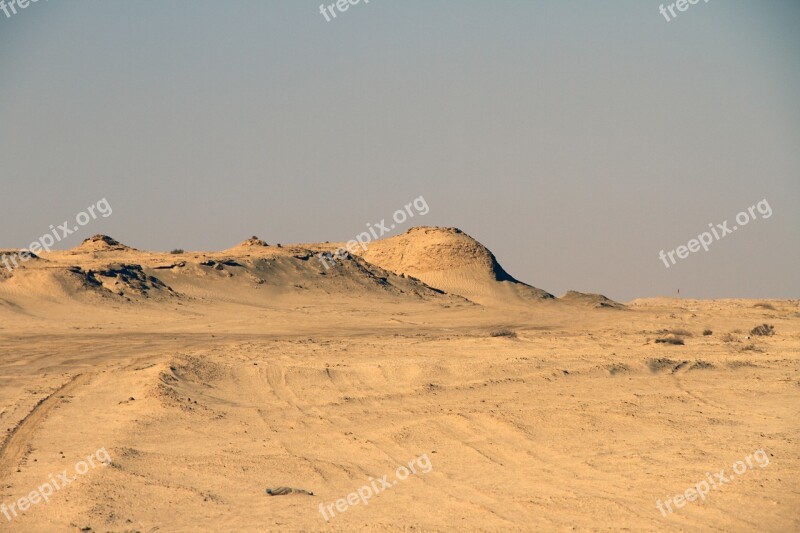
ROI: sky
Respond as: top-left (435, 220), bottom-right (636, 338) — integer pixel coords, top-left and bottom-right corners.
top-left (1, 0), bottom-right (798, 302)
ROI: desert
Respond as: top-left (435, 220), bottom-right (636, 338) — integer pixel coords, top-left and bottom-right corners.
top-left (0, 229), bottom-right (797, 531)
top-left (3, 2), bottom-right (799, 531)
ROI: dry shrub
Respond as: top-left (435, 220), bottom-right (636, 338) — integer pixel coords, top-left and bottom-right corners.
top-left (740, 343), bottom-right (764, 353)
top-left (750, 324), bottom-right (774, 337)
top-left (648, 358), bottom-right (678, 372)
top-left (490, 328), bottom-right (517, 338)
top-left (728, 361), bottom-right (758, 369)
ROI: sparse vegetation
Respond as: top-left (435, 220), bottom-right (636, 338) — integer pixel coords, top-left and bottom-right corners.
top-left (669, 328), bottom-right (693, 337)
top-left (750, 324), bottom-right (774, 336)
top-left (608, 363), bottom-right (630, 375)
top-left (489, 328), bottom-right (517, 338)
top-left (170, 249), bottom-right (184, 254)
top-left (690, 360), bottom-right (714, 370)
top-left (648, 357), bottom-right (679, 372)
top-left (728, 361), bottom-right (758, 369)
top-left (655, 336), bottom-right (684, 345)
top-left (721, 333), bottom-right (740, 343)
top-left (702, 329), bottom-right (713, 336)
top-left (740, 343), bottom-right (764, 353)
top-left (753, 302), bottom-right (776, 310)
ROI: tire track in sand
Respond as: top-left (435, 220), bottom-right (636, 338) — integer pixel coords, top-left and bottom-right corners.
top-left (0, 373), bottom-right (91, 480)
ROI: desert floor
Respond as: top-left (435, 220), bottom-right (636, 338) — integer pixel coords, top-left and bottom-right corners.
top-left (1, 298), bottom-right (798, 532)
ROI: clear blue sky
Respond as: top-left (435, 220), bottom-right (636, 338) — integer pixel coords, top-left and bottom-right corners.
top-left (1, 0), bottom-right (798, 301)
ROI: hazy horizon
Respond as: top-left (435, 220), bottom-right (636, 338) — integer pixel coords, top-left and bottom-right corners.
top-left (2, 0), bottom-right (798, 301)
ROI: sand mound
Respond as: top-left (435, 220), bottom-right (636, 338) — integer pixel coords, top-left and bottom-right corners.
top-left (0, 250), bottom-right (45, 280)
top-left (0, 267), bottom-right (106, 301)
top-left (73, 235), bottom-right (132, 253)
top-left (88, 264), bottom-right (176, 298)
top-left (559, 290), bottom-right (625, 309)
top-left (357, 226), bottom-right (553, 305)
top-left (0, 249), bottom-right (42, 260)
top-left (223, 235), bottom-right (272, 254)
top-left (1, 244), bottom-right (462, 309)
top-left (146, 252), bottom-right (463, 305)
top-left (323, 253), bottom-right (459, 300)
top-left (238, 236), bottom-right (270, 247)
top-left (0, 264), bottom-right (175, 302)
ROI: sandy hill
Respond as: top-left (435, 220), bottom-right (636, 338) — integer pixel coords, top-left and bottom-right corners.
top-left (1, 249), bottom-right (43, 260)
top-left (0, 250), bottom-right (44, 281)
top-left (559, 290), bottom-right (624, 309)
top-left (356, 226), bottom-right (554, 306)
top-left (72, 234), bottom-right (133, 253)
top-left (1, 249), bottom-right (43, 263)
top-left (0, 227), bottom-right (623, 311)
top-left (0, 232), bottom-right (467, 309)
top-left (225, 235), bottom-right (270, 251)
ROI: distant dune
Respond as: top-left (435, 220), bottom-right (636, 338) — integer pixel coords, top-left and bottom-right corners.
top-left (356, 226), bottom-right (556, 306)
top-left (0, 228), bottom-right (623, 309)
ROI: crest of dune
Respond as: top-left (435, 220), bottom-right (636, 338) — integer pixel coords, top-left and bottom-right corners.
top-left (559, 290), bottom-right (625, 309)
top-left (223, 235), bottom-right (271, 253)
top-left (72, 235), bottom-right (132, 253)
top-left (240, 236), bottom-right (270, 247)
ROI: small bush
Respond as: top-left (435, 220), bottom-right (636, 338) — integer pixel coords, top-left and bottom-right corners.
top-left (655, 336), bottom-right (684, 345)
top-left (740, 343), bottom-right (764, 353)
top-left (490, 328), bottom-right (517, 338)
top-left (721, 333), bottom-right (740, 343)
top-left (753, 302), bottom-right (776, 310)
top-left (669, 328), bottom-right (693, 337)
top-left (608, 364), bottom-right (630, 375)
top-left (648, 357), bottom-right (678, 372)
top-left (702, 329), bottom-right (713, 336)
top-left (750, 324), bottom-right (774, 337)
top-left (170, 249), bottom-right (184, 254)
top-left (728, 361), bottom-right (758, 369)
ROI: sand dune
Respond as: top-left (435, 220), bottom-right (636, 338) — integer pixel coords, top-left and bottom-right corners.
top-left (357, 227), bottom-right (554, 306)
